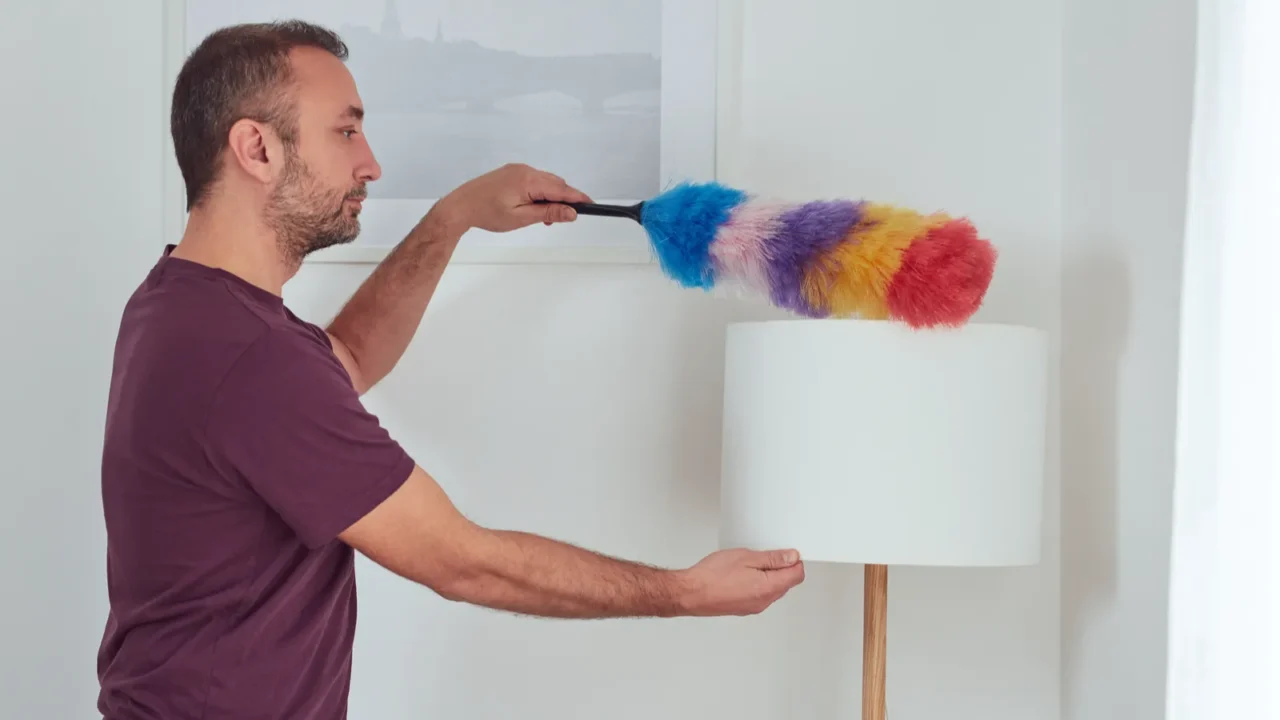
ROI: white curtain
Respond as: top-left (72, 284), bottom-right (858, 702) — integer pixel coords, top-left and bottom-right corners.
top-left (1165, 0), bottom-right (1279, 718)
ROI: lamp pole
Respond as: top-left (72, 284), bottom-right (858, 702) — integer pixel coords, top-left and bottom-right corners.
top-left (862, 563), bottom-right (888, 720)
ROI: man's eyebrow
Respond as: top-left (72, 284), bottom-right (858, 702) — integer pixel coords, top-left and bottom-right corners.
top-left (342, 105), bottom-right (364, 121)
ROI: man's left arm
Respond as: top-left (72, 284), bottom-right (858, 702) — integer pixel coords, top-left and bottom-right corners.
top-left (325, 164), bottom-right (590, 394)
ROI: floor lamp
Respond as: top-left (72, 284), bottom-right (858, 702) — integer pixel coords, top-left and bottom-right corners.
top-left (718, 319), bottom-right (1049, 720)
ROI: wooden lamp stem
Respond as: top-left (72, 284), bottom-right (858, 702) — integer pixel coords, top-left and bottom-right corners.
top-left (862, 563), bottom-right (888, 720)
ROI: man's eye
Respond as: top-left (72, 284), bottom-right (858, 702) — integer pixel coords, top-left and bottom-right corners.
top-left (342, 129), bottom-right (357, 138)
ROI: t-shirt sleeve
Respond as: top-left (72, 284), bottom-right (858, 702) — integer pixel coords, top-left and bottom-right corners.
top-left (204, 328), bottom-right (416, 548)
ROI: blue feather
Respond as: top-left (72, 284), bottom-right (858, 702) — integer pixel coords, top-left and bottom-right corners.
top-left (640, 181), bottom-right (747, 289)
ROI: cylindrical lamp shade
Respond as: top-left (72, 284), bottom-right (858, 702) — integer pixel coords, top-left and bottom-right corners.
top-left (719, 319), bottom-right (1049, 567)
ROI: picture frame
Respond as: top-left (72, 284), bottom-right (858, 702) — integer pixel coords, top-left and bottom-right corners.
top-left (160, 0), bottom-right (742, 265)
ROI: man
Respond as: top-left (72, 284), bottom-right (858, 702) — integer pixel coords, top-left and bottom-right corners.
top-left (96, 19), bottom-right (804, 720)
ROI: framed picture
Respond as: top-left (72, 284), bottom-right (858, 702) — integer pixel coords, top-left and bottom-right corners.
top-left (161, 0), bottom-right (733, 264)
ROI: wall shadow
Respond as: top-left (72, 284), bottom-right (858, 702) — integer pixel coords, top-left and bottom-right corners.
top-left (1060, 247), bottom-right (1131, 714)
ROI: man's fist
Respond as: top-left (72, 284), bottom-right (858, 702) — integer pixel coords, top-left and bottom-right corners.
top-left (432, 163), bottom-right (593, 234)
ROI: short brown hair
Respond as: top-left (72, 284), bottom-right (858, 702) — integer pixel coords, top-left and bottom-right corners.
top-left (170, 20), bottom-right (348, 211)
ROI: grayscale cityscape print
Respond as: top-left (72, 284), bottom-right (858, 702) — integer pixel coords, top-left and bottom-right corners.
top-left (186, 0), bottom-right (664, 200)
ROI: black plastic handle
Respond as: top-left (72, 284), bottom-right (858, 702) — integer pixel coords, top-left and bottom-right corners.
top-left (535, 200), bottom-right (644, 224)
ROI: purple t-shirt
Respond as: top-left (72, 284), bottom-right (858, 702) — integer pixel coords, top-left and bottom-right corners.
top-left (96, 246), bottom-right (415, 719)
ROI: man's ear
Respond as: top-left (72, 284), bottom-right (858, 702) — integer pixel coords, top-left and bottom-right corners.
top-left (226, 119), bottom-right (281, 185)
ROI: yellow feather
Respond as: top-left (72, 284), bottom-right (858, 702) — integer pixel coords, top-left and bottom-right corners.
top-left (801, 203), bottom-right (951, 318)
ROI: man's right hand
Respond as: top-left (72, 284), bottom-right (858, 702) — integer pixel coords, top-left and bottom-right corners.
top-left (429, 163), bottom-right (591, 236)
top-left (675, 548), bottom-right (806, 616)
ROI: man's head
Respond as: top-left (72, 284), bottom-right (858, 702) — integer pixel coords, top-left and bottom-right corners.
top-left (171, 20), bottom-right (380, 261)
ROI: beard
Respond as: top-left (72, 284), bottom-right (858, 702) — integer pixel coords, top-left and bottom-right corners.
top-left (264, 147), bottom-right (365, 264)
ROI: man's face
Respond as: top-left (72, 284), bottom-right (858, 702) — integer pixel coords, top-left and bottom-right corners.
top-left (265, 47), bottom-right (381, 261)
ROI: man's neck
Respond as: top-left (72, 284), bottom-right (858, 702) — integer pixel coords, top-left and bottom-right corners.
top-left (170, 205), bottom-right (293, 297)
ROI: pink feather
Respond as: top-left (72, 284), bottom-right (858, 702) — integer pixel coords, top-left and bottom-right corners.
top-left (709, 200), bottom-right (791, 295)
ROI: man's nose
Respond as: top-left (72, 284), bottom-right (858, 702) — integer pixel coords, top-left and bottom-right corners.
top-left (358, 155), bottom-right (382, 183)
top-left (357, 140), bottom-right (381, 182)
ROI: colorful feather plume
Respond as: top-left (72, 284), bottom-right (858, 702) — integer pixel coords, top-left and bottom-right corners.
top-left (555, 181), bottom-right (997, 328)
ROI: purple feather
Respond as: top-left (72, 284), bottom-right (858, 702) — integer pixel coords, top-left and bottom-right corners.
top-left (764, 200), bottom-right (863, 315)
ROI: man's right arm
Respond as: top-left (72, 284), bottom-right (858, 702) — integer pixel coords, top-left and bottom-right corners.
top-left (338, 465), bottom-right (805, 619)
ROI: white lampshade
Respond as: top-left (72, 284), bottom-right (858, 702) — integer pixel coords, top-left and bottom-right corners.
top-left (718, 319), bottom-right (1049, 567)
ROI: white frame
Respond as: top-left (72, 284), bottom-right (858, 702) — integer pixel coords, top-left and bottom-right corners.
top-left (161, 0), bottom-right (744, 265)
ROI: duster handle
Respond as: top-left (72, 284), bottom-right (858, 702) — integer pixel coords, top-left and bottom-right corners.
top-left (534, 200), bottom-right (644, 223)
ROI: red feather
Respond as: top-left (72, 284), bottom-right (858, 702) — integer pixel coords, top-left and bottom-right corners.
top-left (886, 219), bottom-right (996, 328)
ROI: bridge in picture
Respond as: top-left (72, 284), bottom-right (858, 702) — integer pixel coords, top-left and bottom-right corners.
top-left (341, 0), bottom-right (661, 115)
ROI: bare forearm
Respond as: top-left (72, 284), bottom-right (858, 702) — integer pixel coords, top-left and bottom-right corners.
top-left (342, 466), bottom-right (803, 621)
top-left (326, 208), bottom-right (463, 393)
top-left (438, 528), bottom-right (690, 619)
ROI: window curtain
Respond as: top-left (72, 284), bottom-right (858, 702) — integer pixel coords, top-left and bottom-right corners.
top-left (1165, 0), bottom-right (1278, 717)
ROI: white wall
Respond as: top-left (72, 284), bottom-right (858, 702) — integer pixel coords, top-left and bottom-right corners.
top-left (0, 2), bottom-right (167, 718)
top-left (4, 0), bottom-right (1066, 718)
top-left (1061, 0), bottom-right (1197, 718)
